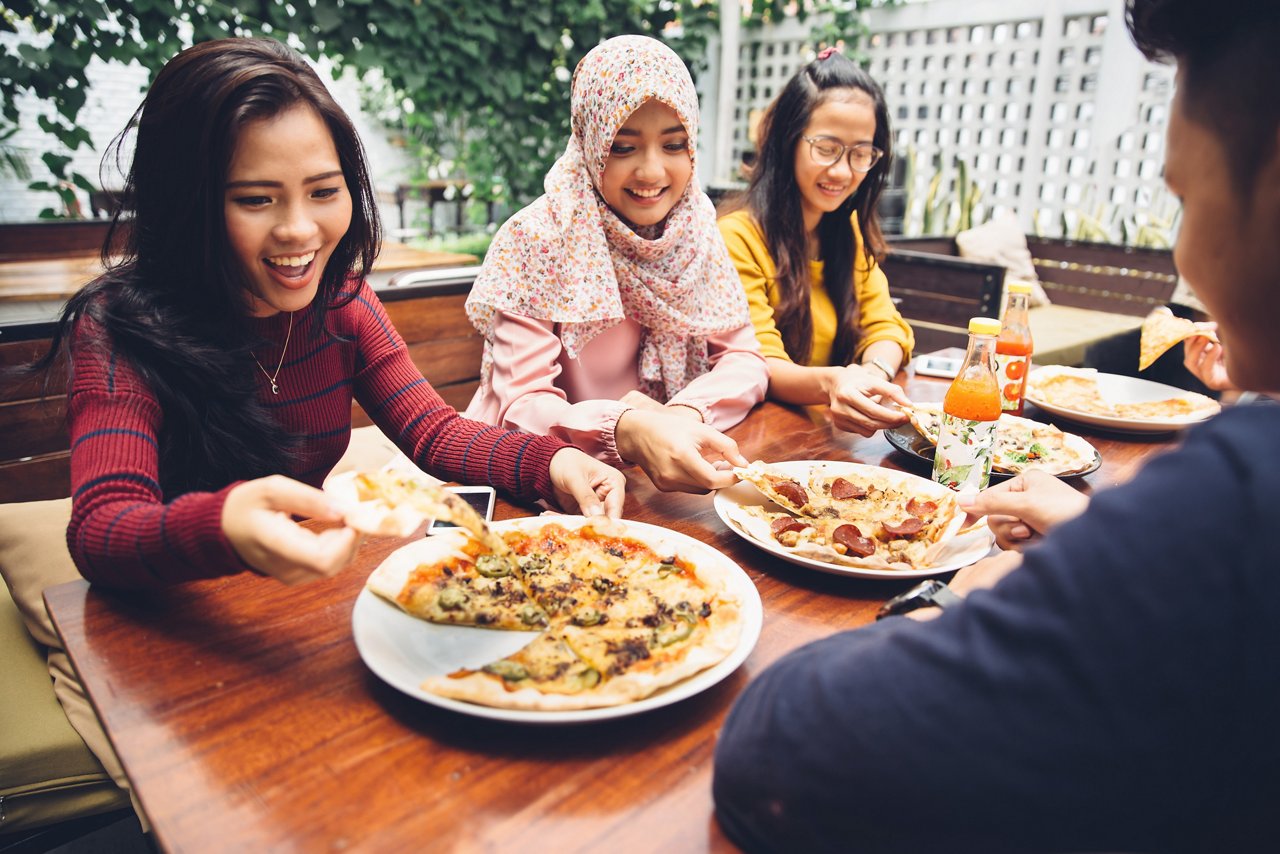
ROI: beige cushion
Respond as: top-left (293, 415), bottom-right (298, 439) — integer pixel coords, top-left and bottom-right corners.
top-left (0, 580), bottom-right (128, 832)
top-left (0, 498), bottom-right (79, 650)
top-left (956, 211), bottom-right (1052, 307)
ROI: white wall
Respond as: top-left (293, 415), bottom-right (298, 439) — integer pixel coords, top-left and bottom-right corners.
top-left (706, 0), bottom-right (1178, 242)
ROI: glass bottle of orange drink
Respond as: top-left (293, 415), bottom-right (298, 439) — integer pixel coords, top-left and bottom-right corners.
top-left (933, 317), bottom-right (1002, 492)
top-left (995, 281), bottom-right (1035, 415)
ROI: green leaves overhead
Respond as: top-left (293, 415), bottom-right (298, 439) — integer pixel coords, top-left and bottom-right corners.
top-left (2, 0), bottom-right (892, 211)
top-left (2, 0), bottom-right (717, 206)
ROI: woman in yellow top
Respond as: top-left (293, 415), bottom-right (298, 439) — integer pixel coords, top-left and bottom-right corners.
top-left (718, 48), bottom-right (914, 437)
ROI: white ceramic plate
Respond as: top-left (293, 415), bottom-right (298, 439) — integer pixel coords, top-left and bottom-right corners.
top-left (1025, 366), bottom-right (1219, 434)
top-left (352, 517), bottom-right (763, 724)
top-left (714, 460), bottom-right (995, 580)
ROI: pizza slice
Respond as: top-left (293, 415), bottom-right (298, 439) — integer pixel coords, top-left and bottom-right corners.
top-left (733, 461), bottom-right (827, 515)
top-left (326, 469), bottom-right (506, 552)
top-left (422, 630), bottom-right (606, 708)
top-left (366, 532), bottom-right (547, 630)
top-left (1139, 306), bottom-right (1218, 370)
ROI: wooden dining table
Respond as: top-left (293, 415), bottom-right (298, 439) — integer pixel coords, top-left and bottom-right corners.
top-left (43, 376), bottom-right (1179, 853)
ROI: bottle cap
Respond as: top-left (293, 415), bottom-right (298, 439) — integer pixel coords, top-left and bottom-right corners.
top-left (968, 317), bottom-right (1001, 336)
top-left (1007, 281), bottom-right (1034, 294)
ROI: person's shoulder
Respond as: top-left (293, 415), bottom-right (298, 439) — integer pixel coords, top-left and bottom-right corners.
top-left (1154, 404), bottom-right (1280, 519)
top-left (717, 208), bottom-right (760, 236)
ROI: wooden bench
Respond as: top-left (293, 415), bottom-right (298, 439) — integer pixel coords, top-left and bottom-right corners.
top-left (0, 267), bottom-right (483, 504)
top-left (883, 236), bottom-right (1180, 370)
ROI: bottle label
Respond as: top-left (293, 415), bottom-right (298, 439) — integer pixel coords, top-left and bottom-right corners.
top-left (995, 353), bottom-right (1030, 412)
top-left (932, 412), bottom-right (997, 491)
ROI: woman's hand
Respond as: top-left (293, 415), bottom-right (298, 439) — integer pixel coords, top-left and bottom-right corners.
top-left (826, 364), bottom-right (912, 437)
top-left (222, 475), bottom-right (361, 585)
top-left (1183, 324), bottom-right (1236, 392)
top-left (548, 447), bottom-right (626, 518)
top-left (615, 408), bottom-right (748, 493)
top-left (619, 389), bottom-right (667, 412)
top-left (957, 470), bottom-right (1090, 551)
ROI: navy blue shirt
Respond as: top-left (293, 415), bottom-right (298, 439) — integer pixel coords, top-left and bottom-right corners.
top-left (714, 402), bottom-right (1280, 853)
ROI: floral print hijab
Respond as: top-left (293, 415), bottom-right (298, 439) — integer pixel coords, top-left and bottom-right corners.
top-left (466, 34), bottom-right (751, 400)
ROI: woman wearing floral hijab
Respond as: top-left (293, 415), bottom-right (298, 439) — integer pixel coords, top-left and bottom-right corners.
top-left (465, 35), bottom-right (769, 494)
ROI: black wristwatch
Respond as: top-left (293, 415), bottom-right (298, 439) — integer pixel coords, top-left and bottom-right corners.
top-left (876, 579), bottom-right (963, 620)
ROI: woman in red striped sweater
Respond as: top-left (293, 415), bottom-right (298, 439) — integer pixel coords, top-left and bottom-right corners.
top-left (39, 38), bottom-right (624, 588)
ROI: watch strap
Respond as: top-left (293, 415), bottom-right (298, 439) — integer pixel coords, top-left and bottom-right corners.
top-left (875, 580), bottom-right (961, 620)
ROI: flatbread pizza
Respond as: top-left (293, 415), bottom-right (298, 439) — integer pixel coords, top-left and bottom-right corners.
top-left (902, 403), bottom-right (1097, 476)
top-left (1027, 365), bottom-right (1220, 421)
top-left (727, 461), bottom-right (962, 571)
top-left (366, 518), bottom-right (743, 711)
top-left (1139, 306), bottom-right (1218, 371)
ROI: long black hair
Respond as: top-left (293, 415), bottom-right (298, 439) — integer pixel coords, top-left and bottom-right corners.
top-left (737, 51), bottom-right (891, 366)
top-left (35, 37), bottom-right (381, 496)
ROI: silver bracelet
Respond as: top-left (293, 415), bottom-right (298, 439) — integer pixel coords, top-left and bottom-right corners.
top-left (865, 357), bottom-right (896, 381)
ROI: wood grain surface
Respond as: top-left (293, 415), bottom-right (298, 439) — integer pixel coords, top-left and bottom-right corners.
top-left (45, 387), bottom-right (1176, 853)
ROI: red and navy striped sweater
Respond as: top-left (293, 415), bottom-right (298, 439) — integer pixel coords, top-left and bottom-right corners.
top-left (66, 281), bottom-right (568, 587)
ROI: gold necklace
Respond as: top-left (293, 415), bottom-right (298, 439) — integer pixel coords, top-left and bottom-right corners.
top-left (251, 311), bottom-right (293, 395)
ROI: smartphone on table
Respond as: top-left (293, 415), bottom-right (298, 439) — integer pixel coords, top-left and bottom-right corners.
top-left (912, 354), bottom-right (962, 379)
top-left (426, 485), bottom-right (497, 534)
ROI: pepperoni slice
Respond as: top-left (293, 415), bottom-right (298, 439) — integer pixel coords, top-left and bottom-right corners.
top-left (830, 477), bottom-right (868, 500)
top-left (832, 524), bottom-right (876, 557)
top-left (906, 497), bottom-right (938, 517)
top-left (882, 517), bottom-right (925, 538)
top-left (770, 516), bottom-right (809, 537)
top-left (773, 479), bottom-right (809, 508)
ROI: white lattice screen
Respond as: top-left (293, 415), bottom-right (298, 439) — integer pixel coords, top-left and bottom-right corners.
top-left (706, 0), bottom-right (1178, 241)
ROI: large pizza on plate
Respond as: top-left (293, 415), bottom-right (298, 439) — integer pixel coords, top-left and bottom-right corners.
top-left (364, 517), bottom-right (744, 711)
top-left (725, 460), bottom-right (966, 571)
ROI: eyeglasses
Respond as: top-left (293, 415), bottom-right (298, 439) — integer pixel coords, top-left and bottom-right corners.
top-left (803, 136), bottom-right (884, 173)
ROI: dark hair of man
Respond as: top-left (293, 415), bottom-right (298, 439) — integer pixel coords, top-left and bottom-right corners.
top-left (36, 37), bottom-right (381, 496)
top-left (1126, 0), bottom-right (1280, 200)
top-left (733, 52), bottom-right (892, 366)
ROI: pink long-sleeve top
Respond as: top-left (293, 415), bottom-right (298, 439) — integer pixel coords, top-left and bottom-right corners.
top-left (464, 311), bottom-right (769, 465)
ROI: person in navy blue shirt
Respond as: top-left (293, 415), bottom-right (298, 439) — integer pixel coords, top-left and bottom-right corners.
top-left (713, 2), bottom-right (1280, 851)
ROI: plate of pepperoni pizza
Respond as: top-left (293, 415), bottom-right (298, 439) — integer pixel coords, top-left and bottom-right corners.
top-left (714, 460), bottom-right (995, 579)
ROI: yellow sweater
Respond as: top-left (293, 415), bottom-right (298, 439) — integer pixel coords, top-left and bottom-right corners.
top-left (717, 209), bottom-right (914, 367)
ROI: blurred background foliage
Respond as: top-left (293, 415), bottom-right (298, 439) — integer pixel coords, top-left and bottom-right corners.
top-left (1, 0), bottom-right (885, 220)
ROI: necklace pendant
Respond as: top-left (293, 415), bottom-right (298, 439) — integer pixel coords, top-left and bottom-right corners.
top-left (270, 381), bottom-right (279, 395)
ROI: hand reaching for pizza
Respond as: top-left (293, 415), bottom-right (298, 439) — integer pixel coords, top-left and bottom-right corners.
top-left (1183, 323), bottom-right (1237, 392)
top-left (615, 408), bottom-right (749, 493)
top-left (827, 364), bottom-right (912, 437)
top-left (222, 475), bottom-right (362, 585)
top-left (547, 447), bottom-right (627, 518)
top-left (957, 470), bottom-right (1090, 551)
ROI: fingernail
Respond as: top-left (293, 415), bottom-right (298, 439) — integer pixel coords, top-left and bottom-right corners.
top-left (956, 494), bottom-right (976, 508)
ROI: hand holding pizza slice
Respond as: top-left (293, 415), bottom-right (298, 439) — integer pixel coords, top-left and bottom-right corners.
top-left (325, 469), bottom-right (507, 553)
top-left (1139, 306), bottom-right (1219, 371)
